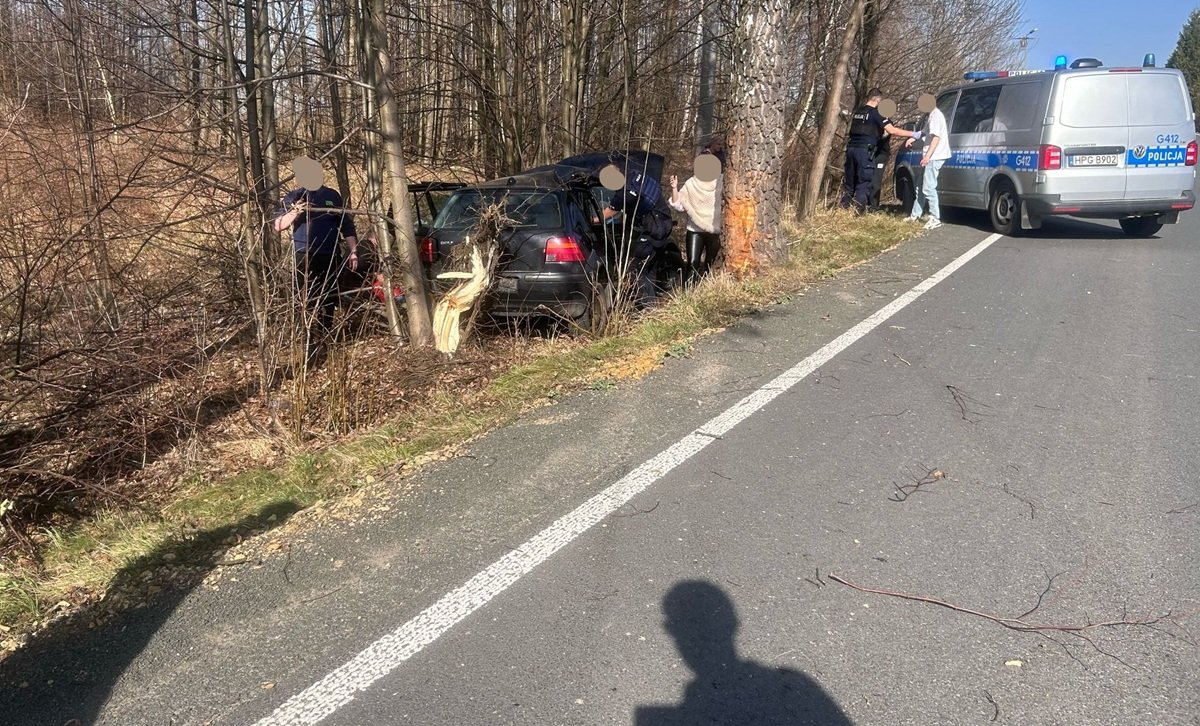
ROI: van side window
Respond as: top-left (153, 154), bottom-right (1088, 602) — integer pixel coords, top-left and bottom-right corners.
top-left (952, 86), bottom-right (1003, 134)
top-left (992, 82), bottom-right (1042, 132)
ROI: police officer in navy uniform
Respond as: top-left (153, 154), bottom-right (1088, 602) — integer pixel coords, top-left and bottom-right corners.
top-left (842, 88), bottom-right (921, 212)
top-left (601, 164), bottom-right (675, 308)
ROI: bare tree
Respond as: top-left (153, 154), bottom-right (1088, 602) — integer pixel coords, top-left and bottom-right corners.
top-left (800, 0), bottom-right (867, 220)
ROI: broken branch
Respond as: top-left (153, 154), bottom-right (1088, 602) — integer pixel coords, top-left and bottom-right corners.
top-left (827, 572), bottom-right (1176, 635)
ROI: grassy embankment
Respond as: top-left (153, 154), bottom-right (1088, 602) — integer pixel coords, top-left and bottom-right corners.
top-left (0, 207), bottom-right (918, 642)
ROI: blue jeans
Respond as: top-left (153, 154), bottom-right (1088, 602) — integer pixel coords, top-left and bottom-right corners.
top-left (911, 158), bottom-right (945, 220)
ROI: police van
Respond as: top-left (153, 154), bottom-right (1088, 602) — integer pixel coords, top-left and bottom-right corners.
top-left (895, 55), bottom-right (1196, 237)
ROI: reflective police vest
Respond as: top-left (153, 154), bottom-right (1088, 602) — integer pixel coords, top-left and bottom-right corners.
top-left (848, 106), bottom-right (883, 148)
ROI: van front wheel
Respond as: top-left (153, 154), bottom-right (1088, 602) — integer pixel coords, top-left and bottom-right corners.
top-left (1118, 216), bottom-right (1163, 238)
top-left (989, 181), bottom-right (1021, 236)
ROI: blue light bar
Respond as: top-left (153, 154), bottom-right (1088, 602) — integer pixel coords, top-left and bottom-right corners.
top-left (964, 71), bottom-right (1007, 81)
top-left (1055, 55), bottom-right (1069, 70)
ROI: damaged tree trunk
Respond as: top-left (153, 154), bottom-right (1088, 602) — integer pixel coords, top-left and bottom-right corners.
top-left (721, 0), bottom-right (790, 272)
top-left (366, 0), bottom-right (434, 346)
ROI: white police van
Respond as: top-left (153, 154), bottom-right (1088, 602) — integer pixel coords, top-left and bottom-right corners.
top-left (895, 55), bottom-right (1196, 237)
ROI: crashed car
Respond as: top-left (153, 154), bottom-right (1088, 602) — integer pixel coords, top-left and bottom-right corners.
top-left (339, 181), bottom-right (465, 306)
top-left (420, 151), bottom-right (681, 329)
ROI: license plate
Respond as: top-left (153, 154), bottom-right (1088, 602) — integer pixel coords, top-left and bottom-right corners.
top-left (496, 276), bottom-right (518, 293)
top-left (1068, 154), bottom-right (1120, 167)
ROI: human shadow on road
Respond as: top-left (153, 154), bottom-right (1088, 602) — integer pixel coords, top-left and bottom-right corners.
top-left (0, 500), bottom-right (300, 725)
top-left (635, 580), bottom-right (853, 726)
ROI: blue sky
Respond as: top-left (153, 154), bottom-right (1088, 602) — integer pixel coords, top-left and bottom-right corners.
top-left (1014, 0), bottom-right (1196, 70)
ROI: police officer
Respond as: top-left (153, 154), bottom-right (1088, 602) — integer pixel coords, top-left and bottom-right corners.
top-left (601, 164), bottom-right (675, 308)
top-left (842, 89), bottom-right (921, 213)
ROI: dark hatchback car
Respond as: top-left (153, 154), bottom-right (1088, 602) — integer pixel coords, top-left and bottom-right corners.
top-left (421, 151), bottom-right (669, 328)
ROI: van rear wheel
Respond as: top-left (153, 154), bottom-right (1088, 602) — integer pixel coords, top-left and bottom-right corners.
top-left (1118, 216), bottom-right (1162, 238)
top-left (989, 181), bottom-right (1021, 236)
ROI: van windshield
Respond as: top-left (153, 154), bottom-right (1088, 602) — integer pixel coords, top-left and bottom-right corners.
top-left (1061, 73), bottom-right (1190, 128)
top-left (433, 190), bottom-right (562, 230)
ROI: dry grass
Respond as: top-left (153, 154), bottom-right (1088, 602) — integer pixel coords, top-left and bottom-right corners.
top-left (0, 205), bottom-right (921, 646)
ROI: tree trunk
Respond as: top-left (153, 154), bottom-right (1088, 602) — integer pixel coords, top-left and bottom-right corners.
top-left (220, 0), bottom-right (271, 394)
top-left (320, 0), bottom-right (352, 204)
top-left (696, 0), bottom-right (718, 146)
top-left (365, 0), bottom-right (434, 346)
top-left (853, 0), bottom-right (888, 105)
top-left (559, 0), bottom-right (590, 156)
top-left (256, 0), bottom-right (281, 254)
top-left (721, 0), bottom-right (790, 272)
top-left (799, 0), bottom-right (866, 220)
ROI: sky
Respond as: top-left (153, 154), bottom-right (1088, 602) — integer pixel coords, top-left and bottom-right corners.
top-left (1012, 0), bottom-right (1195, 70)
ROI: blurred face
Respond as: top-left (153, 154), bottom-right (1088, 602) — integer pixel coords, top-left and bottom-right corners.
top-left (918, 93), bottom-right (937, 114)
top-left (600, 164), bottom-right (626, 191)
top-left (693, 154), bottom-right (721, 182)
top-left (293, 156), bottom-right (325, 191)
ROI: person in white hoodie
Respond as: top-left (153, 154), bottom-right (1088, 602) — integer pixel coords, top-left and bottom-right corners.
top-left (669, 152), bottom-right (723, 285)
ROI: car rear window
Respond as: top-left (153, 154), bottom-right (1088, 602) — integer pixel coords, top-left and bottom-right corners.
top-left (433, 190), bottom-right (562, 230)
top-left (1061, 73), bottom-right (1191, 128)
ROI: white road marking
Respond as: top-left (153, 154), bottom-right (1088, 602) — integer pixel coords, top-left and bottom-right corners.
top-left (257, 232), bottom-right (1004, 725)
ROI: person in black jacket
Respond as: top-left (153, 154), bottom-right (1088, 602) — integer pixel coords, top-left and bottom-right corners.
top-left (601, 164), bottom-right (675, 308)
top-left (842, 89), bottom-right (921, 213)
top-left (273, 156), bottom-right (358, 361)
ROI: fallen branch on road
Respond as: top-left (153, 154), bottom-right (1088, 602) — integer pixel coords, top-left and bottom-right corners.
top-left (827, 572), bottom-right (1179, 636)
top-left (890, 467), bottom-right (947, 502)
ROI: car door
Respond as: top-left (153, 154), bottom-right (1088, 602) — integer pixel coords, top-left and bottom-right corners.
top-left (945, 86), bottom-right (1000, 207)
top-left (1124, 71), bottom-right (1195, 202)
top-left (1046, 72), bottom-right (1129, 202)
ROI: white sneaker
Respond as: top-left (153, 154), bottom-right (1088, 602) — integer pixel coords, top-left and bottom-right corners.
top-left (923, 219), bottom-right (943, 230)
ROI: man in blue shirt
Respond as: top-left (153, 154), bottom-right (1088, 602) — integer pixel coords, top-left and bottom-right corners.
top-left (274, 156), bottom-right (358, 360)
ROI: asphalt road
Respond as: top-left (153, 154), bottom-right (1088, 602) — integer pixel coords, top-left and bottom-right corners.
top-left (4, 208), bottom-right (1199, 726)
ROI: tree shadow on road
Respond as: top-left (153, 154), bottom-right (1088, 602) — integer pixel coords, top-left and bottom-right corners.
top-left (0, 500), bottom-right (300, 725)
top-left (635, 580), bottom-right (853, 726)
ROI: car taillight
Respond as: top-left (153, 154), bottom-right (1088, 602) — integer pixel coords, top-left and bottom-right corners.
top-left (545, 236), bottom-right (585, 264)
top-left (1039, 145), bottom-right (1062, 171)
top-left (420, 236), bottom-right (438, 263)
top-left (1187, 141), bottom-right (1198, 167)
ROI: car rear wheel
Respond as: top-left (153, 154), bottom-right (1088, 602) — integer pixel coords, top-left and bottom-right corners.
top-left (896, 173), bottom-right (916, 217)
top-left (1118, 216), bottom-right (1163, 238)
top-left (574, 277), bottom-right (615, 335)
top-left (989, 180), bottom-right (1021, 236)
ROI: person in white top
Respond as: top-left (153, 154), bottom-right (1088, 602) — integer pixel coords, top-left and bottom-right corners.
top-left (669, 152), bottom-right (723, 285)
top-left (907, 92), bottom-right (953, 230)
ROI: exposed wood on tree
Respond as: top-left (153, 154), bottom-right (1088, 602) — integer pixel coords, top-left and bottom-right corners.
top-left (721, 0), bottom-right (789, 272)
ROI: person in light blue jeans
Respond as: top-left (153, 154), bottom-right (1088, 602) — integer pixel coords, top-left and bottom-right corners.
top-left (907, 92), bottom-right (952, 230)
